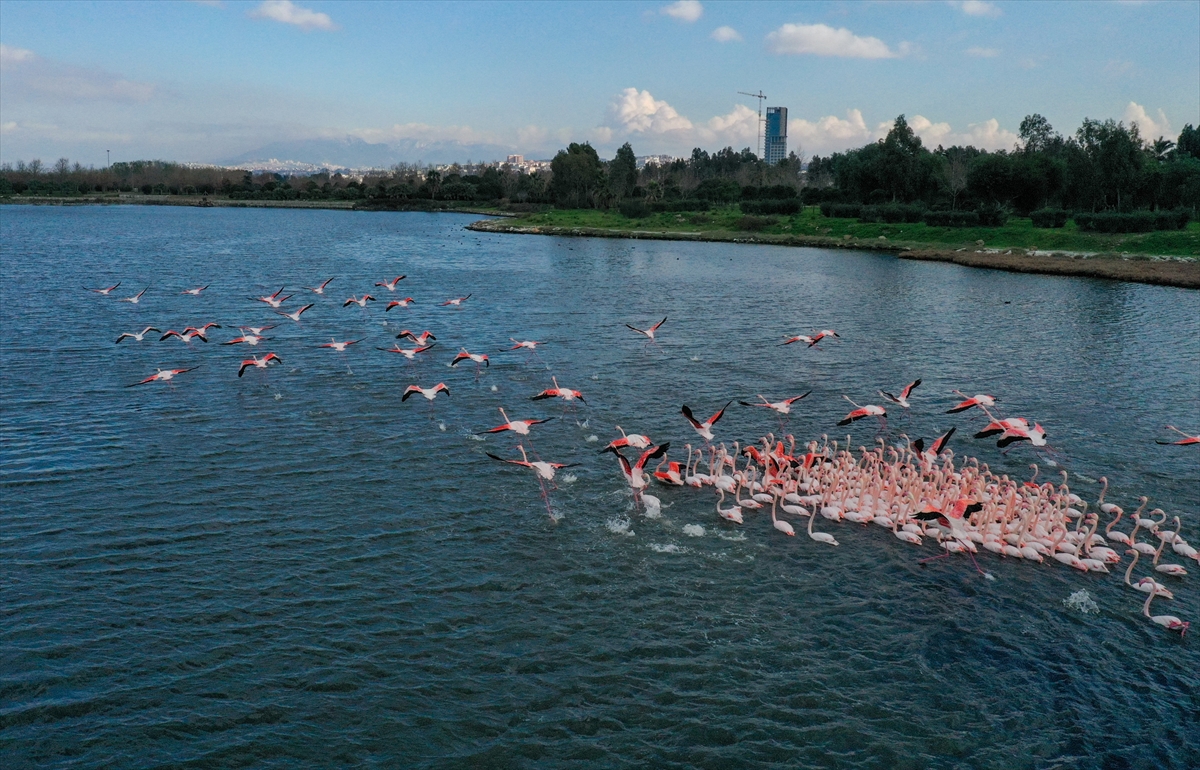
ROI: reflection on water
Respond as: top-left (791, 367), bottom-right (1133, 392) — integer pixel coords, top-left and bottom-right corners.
top-left (2, 206), bottom-right (1197, 769)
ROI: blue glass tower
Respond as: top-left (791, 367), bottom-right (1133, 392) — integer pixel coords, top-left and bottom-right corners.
top-left (764, 107), bottom-right (788, 165)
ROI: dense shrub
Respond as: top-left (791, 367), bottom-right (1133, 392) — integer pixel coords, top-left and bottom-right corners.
top-left (1154, 209), bottom-right (1192, 230)
top-left (648, 199), bottom-right (710, 212)
top-left (820, 202), bottom-right (862, 218)
top-left (922, 210), bottom-right (981, 227)
top-left (736, 215), bottom-right (775, 231)
top-left (858, 204), bottom-right (924, 224)
top-left (742, 184), bottom-right (797, 200)
top-left (741, 198), bottom-right (801, 215)
top-left (976, 203), bottom-right (1009, 227)
top-left (1029, 208), bottom-right (1069, 228)
top-left (619, 200), bottom-right (649, 218)
top-left (693, 178), bottom-right (742, 202)
top-left (1074, 211), bottom-right (1155, 233)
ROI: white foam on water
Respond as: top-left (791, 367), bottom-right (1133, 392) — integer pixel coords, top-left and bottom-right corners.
top-left (490, 385), bottom-right (498, 392)
top-left (577, 420), bottom-right (589, 428)
top-left (643, 507), bottom-right (662, 520)
top-left (718, 531), bottom-right (747, 542)
top-left (682, 524), bottom-right (706, 537)
top-left (983, 572), bottom-right (996, 581)
top-left (649, 543), bottom-right (684, 553)
top-left (1062, 589), bottom-right (1099, 614)
top-left (606, 516), bottom-right (634, 537)
top-left (466, 433), bottom-right (485, 442)
top-left (585, 435), bottom-right (599, 443)
top-left (690, 356), bottom-right (700, 362)
top-left (560, 473), bottom-right (577, 484)
top-left (591, 374), bottom-right (599, 380)
top-left (438, 422), bottom-right (447, 432)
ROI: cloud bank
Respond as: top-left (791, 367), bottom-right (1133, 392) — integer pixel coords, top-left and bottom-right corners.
top-left (766, 23), bottom-right (901, 59)
top-left (249, 1), bottom-right (337, 31)
top-left (662, 1), bottom-right (703, 23)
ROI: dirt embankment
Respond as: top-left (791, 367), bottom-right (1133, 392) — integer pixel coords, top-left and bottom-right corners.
top-left (467, 219), bottom-right (1200, 290)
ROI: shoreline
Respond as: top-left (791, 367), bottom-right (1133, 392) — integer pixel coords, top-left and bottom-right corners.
top-left (465, 219), bottom-right (1200, 289)
top-left (0, 195), bottom-right (515, 217)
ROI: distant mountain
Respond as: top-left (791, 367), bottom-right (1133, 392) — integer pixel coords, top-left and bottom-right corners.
top-left (222, 136), bottom-right (516, 169)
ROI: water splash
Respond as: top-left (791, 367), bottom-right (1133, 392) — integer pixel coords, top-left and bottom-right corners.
top-left (438, 421), bottom-right (447, 432)
top-left (682, 524), bottom-right (706, 537)
top-left (650, 543), bottom-right (684, 553)
top-left (718, 531), bottom-right (747, 542)
top-left (643, 507), bottom-right (662, 520)
top-left (690, 356), bottom-right (701, 362)
top-left (466, 433), bottom-right (485, 442)
top-left (585, 435), bottom-right (599, 443)
top-left (606, 516), bottom-right (634, 537)
top-left (1062, 589), bottom-right (1099, 614)
top-left (560, 473), bottom-right (578, 484)
top-left (490, 385), bottom-right (498, 392)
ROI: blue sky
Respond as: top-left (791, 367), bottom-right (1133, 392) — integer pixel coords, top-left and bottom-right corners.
top-left (1, 0), bottom-right (1196, 166)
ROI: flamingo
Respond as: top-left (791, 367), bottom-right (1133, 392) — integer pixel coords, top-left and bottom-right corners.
top-left (86, 282), bottom-right (121, 295)
top-left (439, 294), bottom-right (471, 306)
top-left (450, 349), bottom-right (489, 368)
top-left (385, 298), bottom-right (416, 311)
top-left (1143, 592), bottom-right (1188, 637)
top-left (486, 444), bottom-right (577, 482)
top-left (611, 443), bottom-right (670, 491)
top-left (879, 379), bottom-right (921, 409)
top-left (239, 325), bottom-right (275, 336)
top-left (375, 276), bottom-right (406, 291)
top-left (1156, 426), bottom-right (1200, 446)
top-left (119, 288), bottom-right (148, 304)
top-left (716, 486), bottom-right (744, 524)
top-left (160, 329), bottom-right (208, 343)
top-left (601, 427), bottom-right (652, 452)
top-left (252, 287), bottom-right (290, 308)
top-left (1124, 550), bottom-right (1174, 599)
top-left (626, 317), bottom-right (666, 342)
top-left (807, 505), bottom-right (839, 546)
top-left (181, 285), bottom-right (209, 296)
top-left (531, 377), bottom-right (584, 403)
top-left (484, 408), bottom-right (552, 437)
top-left (304, 278), bottom-right (334, 294)
top-left (277, 303), bottom-right (314, 322)
top-left (738, 392), bottom-right (811, 415)
top-left (127, 367), bottom-right (197, 386)
top-left (238, 353), bottom-right (282, 377)
top-left (397, 330), bottom-right (437, 346)
top-left (378, 343), bottom-right (435, 360)
top-left (224, 334), bottom-right (268, 346)
top-left (505, 339), bottom-right (543, 351)
top-left (320, 338), bottom-right (364, 352)
top-left (1170, 518), bottom-right (1199, 561)
top-left (946, 391), bottom-right (998, 414)
top-left (770, 495), bottom-right (795, 536)
top-left (343, 295), bottom-right (376, 308)
top-left (837, 396), bottom-right (886, 427)
top-left (115, 327), bottom-right (161, 344)
top-left (910, 427), bottom-right (956, 459)
top-left (1152, 535), bottom-right (1188, 577)
top-left (402, 383), bottom-right (450, 402)
top-left (996, 422), bottom-right (1048, 449)
top-left (681, 401), bottom-right (731, 442)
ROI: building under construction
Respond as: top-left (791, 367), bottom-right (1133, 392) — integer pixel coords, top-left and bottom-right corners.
top-left (764, 107), bottom-right (788, 165)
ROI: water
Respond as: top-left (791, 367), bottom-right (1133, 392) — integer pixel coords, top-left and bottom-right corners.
top-left (2, 205), bottom-right (1198, 769)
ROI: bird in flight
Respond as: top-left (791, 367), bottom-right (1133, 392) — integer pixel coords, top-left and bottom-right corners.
top-left (86, 282), bottom-right (121, 295)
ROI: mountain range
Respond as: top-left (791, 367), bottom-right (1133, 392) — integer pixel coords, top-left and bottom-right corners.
top-left (221, 136), bottom-right (520, 170)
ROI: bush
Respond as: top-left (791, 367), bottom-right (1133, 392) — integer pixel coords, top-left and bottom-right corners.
top-left (820, 202), bottom-right (862, 218)
top-left (743, 184), bottom-right (797, 200)
top-left (1154, 209), bottom-right (1191, 230)
top-left (619, 200), bottom-right (649, 219)
top-left (648, 199), bottom-right (710, 212)
top-left (140, 184), bottom-right (153, 194)
top-left (741, 198), bottom-right (801, 215)
top-left (976, 203), bottom-right (1009, 227)
top-left (1074, 211), bottom-right (1155, 233)
top-left (736, 215), bottom-right (775, 231)
top-left (859, 204), bottom-right (924, 224)
top-left (1030, 208), bottom-right (1069, 228)
top-left (922, 210), bottom-right (981, 227)
top-left (693, 178), bottom-right (742, 203)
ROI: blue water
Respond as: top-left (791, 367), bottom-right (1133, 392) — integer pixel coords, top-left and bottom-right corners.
top-left (2, 205), bottom-right (1198, 769)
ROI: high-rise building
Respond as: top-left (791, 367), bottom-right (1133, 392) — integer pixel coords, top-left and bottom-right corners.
top-left (764, 107), bottom-right (788, 165)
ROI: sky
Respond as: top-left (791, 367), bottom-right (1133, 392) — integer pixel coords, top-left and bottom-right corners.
top-left (1, 0), bottom-right (1197, 166)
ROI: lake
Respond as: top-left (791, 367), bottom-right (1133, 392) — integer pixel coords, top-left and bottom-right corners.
top-left (2, 205), bottom-right (1198, 769)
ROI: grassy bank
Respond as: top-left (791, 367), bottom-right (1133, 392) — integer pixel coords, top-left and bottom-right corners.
top-left (503, 206), bottom-right (1199, 259)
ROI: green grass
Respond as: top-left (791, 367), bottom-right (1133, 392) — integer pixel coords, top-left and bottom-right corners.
top-left (511, 206), bottom-right (1200, 258)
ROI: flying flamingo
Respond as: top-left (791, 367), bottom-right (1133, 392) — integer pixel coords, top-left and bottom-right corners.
top-left (239, 325), bottom-right (275, 336)
top-left (224, 334), bottom-right (269, 346)
top-left (119, 288), bottom-right (148, 304)
top-left (184, 323), bottom-right (221, 335)
top-left (402, 383), bottom-right (450, 402)
top-left (127, 367), bottom-right (198, 387)
top-left (115, 327), bottom-right (161, 344)
top-left (626, 317), bottom-right (666, 343)
top-left (837, 396), bottom-right (886, 427)
top-left (304, 278), bottom-right (334, 294)
top-left (879, 378), bottom-right (921, 409)
top-left (486, 444), bottom-right (577, 519)
top-left (781, 330), bottom-right (837, 347)
top-left (377, 343), bottom-right (435, 360)
top-left (375, 276), bottom-right (406, 291)
top-left (531, 377), bottom-right (585, 403)
top-left (440, 294), bottom-right (471, 306)
top-left (1143, 591), bottom-right (1189, 637)
top-left (320, 338), bottom-right (364, 352)
top-left (385, 298), bottom-right (416, 311)
top-left (505, 339), bottom-right (543, 351)
top-left (159, 329), bottom-right (208, 343)
top-left (343, 294), bottom-right (376, 308)
top-left (1156, 426), bottom-right (1199, 446)
top-left (277, 303), bottom-right (314, 322)
top-left (610, 443), bottom-right (670, 491)
top-left (238, 353), bottom-right (282, 377)
top-left (681, 401), bottom-right (731, 442)
top-left (450, 349), bottom-right (489, 370)
top-left (947, 391), bottom-right (998, 414)
top-left (181, 285), bottom-right (209, 296)
top-left (397, 330), bottom-right (437, 346)
top-left (484, 408), bottom-right (552, 437)
top-left (252, 287), bottom-right (290, 307)
top-left (996, 422), bottom-right (1048, 449)
top-left (86, 282), bottom-right (121, 295)
top-left (601, 426), bottom-right (652, 452)
top-left (910, 427), bottom-right (956, 459)
top-left (738, 392), bottom-right (811, 415)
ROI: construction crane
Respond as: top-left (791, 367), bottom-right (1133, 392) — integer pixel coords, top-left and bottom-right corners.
top-left (738, 90), bottom-right (767, 159)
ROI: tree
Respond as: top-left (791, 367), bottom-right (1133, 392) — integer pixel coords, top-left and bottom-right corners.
top-left (549, 142), bottom-right (604, 208)
top-left (1177, 124), bottom-right (1200, 160)
top-left (942, 149), bottom-right (969, 210)
top-left (1019, 114), bottom-right (1057, 153)
top-left (1075, 118), bottom-right (1145, 210)
top-left (608, 142), bottom-right (638, 200)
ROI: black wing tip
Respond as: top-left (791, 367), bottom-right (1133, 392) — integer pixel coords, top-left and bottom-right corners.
top-left (836, 418), bottom-right (852, 426)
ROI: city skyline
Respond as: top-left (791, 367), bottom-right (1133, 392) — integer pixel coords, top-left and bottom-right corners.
top-left (1, 0), bottom-right (1197, 167)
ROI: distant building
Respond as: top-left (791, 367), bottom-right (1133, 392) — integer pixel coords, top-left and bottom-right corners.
top-left (764, 107), bottom-right (788, 165)
top-left (506, 155), bottom-right (524, 164)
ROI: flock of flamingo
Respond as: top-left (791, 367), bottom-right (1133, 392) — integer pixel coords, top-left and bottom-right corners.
top-left (89, 274), bottom-right (1198, 638)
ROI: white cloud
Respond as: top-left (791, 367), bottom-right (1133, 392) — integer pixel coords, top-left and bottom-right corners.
top-left (870, 114), bottom-right (1017, 151)
top-left (1123, 102), bottom-right (1172, 139)
top-left (909, 115), bottom-right (955, 146)
top-left (787, 110), bottom-right (872, 154)
top-left (701, 104), bottom-right (759, 143)
top-left (1, 121), bottom-right (18, 133)
top-left (249, 1), bottom-right (337, 31)
top-left (609, 88), bottom-right (693, 134)
top-left (966, 46), bottom-right (999, 57)
top-left (766, 23), bottom-right (900, 59)
top-left (953, 1), bottom-right (1002, 18)
top-left (711, 26), bottom-right (742, 43)
top-left (662, 1), bottom-right (703, 23)
top-left (0, 44), bottom-right (35, 65)
top-left (349, 122), bottom-right (497, 146)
